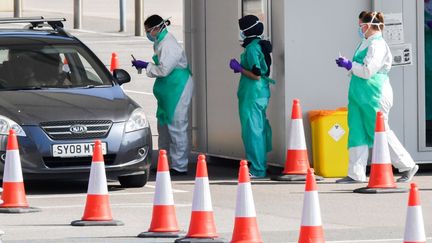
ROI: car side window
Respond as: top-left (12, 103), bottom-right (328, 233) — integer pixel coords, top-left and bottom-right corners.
top-left (75, 52), bottom-right (103, 84)
top-left (0, 49), bottom-right (8, 63)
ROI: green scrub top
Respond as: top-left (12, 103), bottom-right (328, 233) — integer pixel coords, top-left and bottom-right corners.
top-left (152, 29), bottom-right (191, 125)
top-left (237, 39), bottom-right (274, 101)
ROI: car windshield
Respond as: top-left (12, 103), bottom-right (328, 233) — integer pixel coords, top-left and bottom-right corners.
top-left (0, 45), bottom-right (112, 90)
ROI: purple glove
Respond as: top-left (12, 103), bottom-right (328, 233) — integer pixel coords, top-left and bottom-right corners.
top-left (229, 58), bottom-right (243, 73)
top-left (335, 57), bottom-right (352, 71)
top-left (131, 60), bottom-right (148, 69)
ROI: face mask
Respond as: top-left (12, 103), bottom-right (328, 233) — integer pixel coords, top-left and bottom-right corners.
top-left (146, 32), bottom-right (155, 42)
top-left (357, 26), bottom-right (365, 39)
top-left (239, 30), bottom-right (246, 40)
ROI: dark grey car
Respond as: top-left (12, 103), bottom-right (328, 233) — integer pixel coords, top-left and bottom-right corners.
top-left (0, 18), bottom-right (152, 187)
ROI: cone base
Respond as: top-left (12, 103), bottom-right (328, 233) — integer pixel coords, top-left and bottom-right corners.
top-left (353, 187), bottom-right (408, 194)
top-left (137, 231), bottom-right (184, 238)
top-left (271, 174), bottom-right (323, 182)
top-left (0, 207), bottom-right (41, 214)
top-left (71, 219), bottom-right (124, 226)
top-left (175, 237), bottom-right (227, 243)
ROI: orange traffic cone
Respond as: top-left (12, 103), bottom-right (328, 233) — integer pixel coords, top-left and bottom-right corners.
top-left (110, 52), bottom-right (119, 72)
top-left (62, 58), bottom-right (70, 73)
top-left (71, 140), bottom-right (123, 226)
top-left (0, 129), bottom-right (40, 213)
top-left (402, 183), bottom-right (426, 243)
top-left (272, 99), bottom-right (322, 182)
top-left (231, 160), bottom-right (262, 243)
top-left (138, 149), bottom-right (183, 238)
top-left (175, 154), bottom-right (225, 243)
top-left (354, 112), bottom-right (407, 193)
top-left (298, 168), bottom-right (325, 243)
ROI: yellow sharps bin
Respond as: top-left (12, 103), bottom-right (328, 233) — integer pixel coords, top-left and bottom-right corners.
top-left (308, 108), bottom-right (349, 178)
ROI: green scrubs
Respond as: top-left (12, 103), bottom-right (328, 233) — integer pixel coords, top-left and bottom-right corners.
top-left (348, 35), bottom-right (388, 148)
top-left (237, 39), bottom-right (274, 177)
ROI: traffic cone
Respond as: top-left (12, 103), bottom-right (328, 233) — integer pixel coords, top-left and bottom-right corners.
top-left (354, 112), bottom-right (408, 193)
top-left (402, 183), bottom-right (426, 243)
top-left (110, 52), bottom-right (119, 72)
top-left (0, 129), bottom-right (40, 213)
top-left (231, 160), bottom-right (262, 243)
top-left (272, 99), bottom-right (322, 182)
top-left (71, 140), bottom-right (123, 226)
top-left (138, 149), bottom-right (183, 238)
top-left (62, 58), bottom-right (70, 73)
top-left (298, 168), bottom-right (325, 243)
top-left (175, 154), bottom-right (226, 243)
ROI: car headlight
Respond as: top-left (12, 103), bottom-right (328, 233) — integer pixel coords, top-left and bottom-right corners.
top-left (125, 108), bottom-right (149, 133)
top-left (0, 115), bottom-right (26, 137)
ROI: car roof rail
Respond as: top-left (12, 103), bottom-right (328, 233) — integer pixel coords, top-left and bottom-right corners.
top-left (0, 16), bottom-right (71, 37)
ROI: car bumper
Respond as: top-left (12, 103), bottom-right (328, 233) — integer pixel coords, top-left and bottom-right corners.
top-left (0, 123), bottom-right (152, 181)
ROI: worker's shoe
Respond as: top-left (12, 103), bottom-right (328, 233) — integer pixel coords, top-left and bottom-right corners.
top-left (249, 173), bottom-right (267, 180)
top-left (335, 176), bottom-right (366, 184)
top-left (396, 165), bottom-right (419, 183)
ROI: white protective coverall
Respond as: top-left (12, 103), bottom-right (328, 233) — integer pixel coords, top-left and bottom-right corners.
top-left (348, 32), bottom-right (415, 182)
top-left (146, 31), bottom-right (194, 173)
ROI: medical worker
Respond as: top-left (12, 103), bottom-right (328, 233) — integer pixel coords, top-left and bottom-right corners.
top-left (335, 11), bottom-right (418, 183)
top-left (132, 15), bottom-right (193, 175)
top-left (229, 15), bottom-right (274, 178)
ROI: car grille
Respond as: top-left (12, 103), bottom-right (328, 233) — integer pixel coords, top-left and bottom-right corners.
top-left (43, 154), bottom-right (116, 168)
top-left (40, 120), bottom-right (112, 140)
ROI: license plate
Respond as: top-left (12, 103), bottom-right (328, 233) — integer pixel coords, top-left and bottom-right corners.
top-left (52, 143), bottom-right (107, 157)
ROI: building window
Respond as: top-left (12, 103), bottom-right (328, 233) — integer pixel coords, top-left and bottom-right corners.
top-left (242, 0), bottom-right (269, 37)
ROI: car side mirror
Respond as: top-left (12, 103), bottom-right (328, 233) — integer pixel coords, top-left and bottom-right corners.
top-left (113, 69), bottom-right (131, 85)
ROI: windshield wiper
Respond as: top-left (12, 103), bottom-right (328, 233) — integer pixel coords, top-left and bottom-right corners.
top-left (0, 86), bottom-right (43, 91)
top-left (74, 84), bottom-right (112, 89)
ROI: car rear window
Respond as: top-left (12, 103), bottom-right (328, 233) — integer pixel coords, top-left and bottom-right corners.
top-left (0, 45), bottom-right (113, 90)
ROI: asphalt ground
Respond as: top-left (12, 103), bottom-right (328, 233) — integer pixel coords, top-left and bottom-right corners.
top-left (2, 162), bottom-right (432, 243)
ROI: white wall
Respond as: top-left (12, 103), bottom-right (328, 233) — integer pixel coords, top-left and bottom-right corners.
top-left (283, 0), bottom-right (372, 166)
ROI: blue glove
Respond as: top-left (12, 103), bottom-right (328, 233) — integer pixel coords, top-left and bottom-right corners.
top-left (132, 60), bottom-right (148, 69)
top-left (335, 57), bottom-right (352, 71)
top-left (229, 58), bottom-right (243, 73)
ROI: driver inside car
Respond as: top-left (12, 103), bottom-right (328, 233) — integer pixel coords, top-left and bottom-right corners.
top-left (34, 52), bottom-right (72, 87)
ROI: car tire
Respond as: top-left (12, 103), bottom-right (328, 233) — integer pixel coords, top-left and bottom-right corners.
top-left (118, 168), bottom-right (149, 188)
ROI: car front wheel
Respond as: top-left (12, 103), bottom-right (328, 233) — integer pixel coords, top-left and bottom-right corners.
top-left (118, 169), bottom-right (149, 188)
